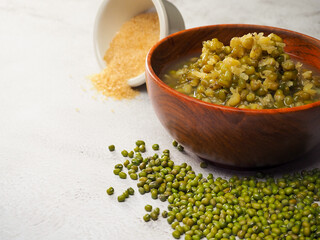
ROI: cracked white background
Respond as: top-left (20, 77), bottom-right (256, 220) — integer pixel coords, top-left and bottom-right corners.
top-left (1, 0), bottom-right (320, 239)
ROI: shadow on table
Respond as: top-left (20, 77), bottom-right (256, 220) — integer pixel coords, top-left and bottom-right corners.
top-left (135, 84), bottom-right (147, 94)
top-left (267, 143), bottom-right (320, 174)
top-left (203, 144), bottom-right (320, 177)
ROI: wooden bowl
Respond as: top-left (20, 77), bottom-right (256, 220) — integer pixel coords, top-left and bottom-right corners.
top-left (146, 24), bottom-right (320, 168)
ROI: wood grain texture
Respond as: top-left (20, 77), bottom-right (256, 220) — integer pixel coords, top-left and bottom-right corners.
top-left (146, 24), bottom-right (320, 168)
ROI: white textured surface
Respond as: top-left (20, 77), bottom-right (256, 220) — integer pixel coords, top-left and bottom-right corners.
top-left (0, 0), bottom-right (320, 239)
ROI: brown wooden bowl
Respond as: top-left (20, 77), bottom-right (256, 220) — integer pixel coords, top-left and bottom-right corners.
top-left (146, 24), bottom-right (320, 168)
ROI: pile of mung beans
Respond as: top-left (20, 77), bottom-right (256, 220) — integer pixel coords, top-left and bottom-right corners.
top-left (107, 141), bottom-right (320, 239)
top-left (162, 33), bottom-right (320, 109)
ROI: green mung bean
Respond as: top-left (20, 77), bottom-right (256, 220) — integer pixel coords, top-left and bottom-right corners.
top-left (143, 214), bottom-right (151, 222)
top-left (119, 172), bottom-right (127, 179)
top-left (177, 145), bottom-right (184, 151)
top-left (136, 140), bottom-right (145, 146)
top-left (127, 187), bottom-right (134, 195)
top-left (117, 194), bottom-right (126, 202)
top-left (106, 187), bottom-right (114, 195)
top-left (200, 162), bottom-right (208, 168)
top-left (152, 144), bottom-right (159, 150)
top-left (145, 204), bottom-right (152, 212)
top-left (172, 140), bottom-right (178, 147)
top-left (121, 150), bottom-right (128, 157)
top-left (113, 169), bottom-right (121, 175)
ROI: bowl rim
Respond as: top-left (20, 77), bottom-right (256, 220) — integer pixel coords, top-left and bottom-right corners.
top-left (146, 23), bottom-right (320, 114)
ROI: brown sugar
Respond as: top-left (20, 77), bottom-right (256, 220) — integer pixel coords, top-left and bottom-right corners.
top-left (91, 12), bottom-right (160, 100)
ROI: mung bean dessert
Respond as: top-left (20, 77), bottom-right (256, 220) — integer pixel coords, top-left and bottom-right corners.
top-left (162, 33), bottom-right (320, 109)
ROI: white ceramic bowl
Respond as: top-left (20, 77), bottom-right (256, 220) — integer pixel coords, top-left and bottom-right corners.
top-left (93, 0), bottom-right (185, 87)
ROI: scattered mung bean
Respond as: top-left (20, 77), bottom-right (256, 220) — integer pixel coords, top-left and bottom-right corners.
top-left (106, 187), bottom-right (114, 195)
top-left (108, 140), bottom-right (320, 239)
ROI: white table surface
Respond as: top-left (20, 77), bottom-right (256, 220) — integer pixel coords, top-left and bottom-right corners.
top-left (1, 0), bottom-right (320, 239)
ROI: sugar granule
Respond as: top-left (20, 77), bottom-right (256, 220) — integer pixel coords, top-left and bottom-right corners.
top-left (91, 12), bottom-right (160, 100)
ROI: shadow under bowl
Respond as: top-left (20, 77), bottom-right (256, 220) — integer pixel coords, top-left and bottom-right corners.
top-left (146, 24), bottom-right (320, 168)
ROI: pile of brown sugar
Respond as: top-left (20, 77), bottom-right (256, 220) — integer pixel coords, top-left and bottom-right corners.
top-left (91, 12), bottom-right (160, 100)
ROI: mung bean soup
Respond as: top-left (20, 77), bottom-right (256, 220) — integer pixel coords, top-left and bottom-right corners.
top-left (162, 33), bottom-right (320, 109)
